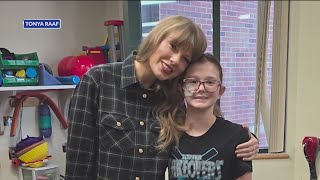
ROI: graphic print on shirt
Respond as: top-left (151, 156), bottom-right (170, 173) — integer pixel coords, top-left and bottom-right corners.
top-left (169, 146), bottom-right (224, 180)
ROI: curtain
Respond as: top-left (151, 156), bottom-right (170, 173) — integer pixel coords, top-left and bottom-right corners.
top-left (255, 1), bottom-right (289, 153)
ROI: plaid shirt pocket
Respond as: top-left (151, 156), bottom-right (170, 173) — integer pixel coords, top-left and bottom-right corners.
top-left (100, 113), bottom-right (135, 153)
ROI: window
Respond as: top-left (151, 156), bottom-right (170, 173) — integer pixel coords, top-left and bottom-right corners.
top-left (134, 0), bottom-right (289, 152)
top-left (140, 0), bottom-right (213, 53)
top-left (141, 1), bottom-right (160, 38)
top-left (219, 1), bottom-right (273, 149)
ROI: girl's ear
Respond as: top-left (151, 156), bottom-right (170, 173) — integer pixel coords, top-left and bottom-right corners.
top-left (219, 85), bottom-right (226, 97)
top-left (178, 83), bottom-right (189, 97)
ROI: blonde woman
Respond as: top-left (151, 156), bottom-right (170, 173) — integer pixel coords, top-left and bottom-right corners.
top-left (65, 16), bottom-right (257, 180)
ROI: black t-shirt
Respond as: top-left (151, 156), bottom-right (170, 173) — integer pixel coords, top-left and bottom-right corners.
top-left (168, 117), bottom-right (252, 180)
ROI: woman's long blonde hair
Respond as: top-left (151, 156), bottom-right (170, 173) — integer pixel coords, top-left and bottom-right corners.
top-left (136, 15), bottom-right (207, 63)
top-left (155, 53), bottom-right (224, 150)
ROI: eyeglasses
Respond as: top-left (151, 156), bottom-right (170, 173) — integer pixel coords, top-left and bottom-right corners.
top-left (183, 78), bottom-right (221, 93)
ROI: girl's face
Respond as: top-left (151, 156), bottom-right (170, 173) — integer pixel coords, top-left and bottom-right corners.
top-left (148, 32), bottom-right (192, 81)
top-left (182, 61), bottom-right (225, 110)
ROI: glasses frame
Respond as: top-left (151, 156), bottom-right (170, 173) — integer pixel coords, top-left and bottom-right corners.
top-left (183, 78), bottom-right (222, 93)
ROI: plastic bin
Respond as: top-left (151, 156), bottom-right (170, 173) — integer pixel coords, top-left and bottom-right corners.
top-left (0, 52), bottom-right (39, 69)
top-left (19, 164), bottom-right (60, 180)
top-left (1, 75), bottom-right (38, 86)
top-left (0, 52), bottom-right (39, 86)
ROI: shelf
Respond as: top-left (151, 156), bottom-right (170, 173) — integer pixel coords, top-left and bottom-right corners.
top-left (0, 85), bottom-right (76, 92)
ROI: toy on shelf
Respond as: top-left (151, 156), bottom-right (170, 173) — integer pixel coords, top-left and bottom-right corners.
top-left (0, 48), bottom-right (39, 87)
top-left (26, 67), bottom-right (37, 78)
top-left (82, 45), bottom-right (111, 65)
top-left (0, 48), bottom-right (15, 60)
top-left (57, 56), bottom-right (74, 76)
top-left (57, 55), bottom-right (96, 78)
top-left (9, 136), bottom-right (52, 168)
top-left (55, 75), bottom-right (80, 85)
top-left (38, 64), bottom-right (62, 86)
top-left (104, 20), bottom-right (125, 63)
top-left (81, 20), bottom-right (125, 65)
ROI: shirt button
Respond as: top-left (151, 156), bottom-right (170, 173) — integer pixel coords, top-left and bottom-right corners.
top-left (139, 121), bottom-right (145, 126)
top-left (138, 148), bottom-right (144, 154)
top-left (142, 93), bottom-right (147, 98)
top-left (116, 121), bottom-right (121, 127)
top-left (135, 177), bottom-right (140, 180)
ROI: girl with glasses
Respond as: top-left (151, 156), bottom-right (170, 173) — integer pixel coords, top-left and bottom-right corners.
top-left (155, 53), bottom-right (253, 180)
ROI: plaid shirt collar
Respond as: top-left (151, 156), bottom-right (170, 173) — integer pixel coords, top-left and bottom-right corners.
top-left (121, 51), bottom-right (139, 89)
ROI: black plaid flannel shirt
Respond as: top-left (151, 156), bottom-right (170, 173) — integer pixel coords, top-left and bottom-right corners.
top-left (65, 53), bottom-right (169, 180)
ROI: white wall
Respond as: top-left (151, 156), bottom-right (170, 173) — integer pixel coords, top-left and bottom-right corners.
top-left (290, 1), bottom-right (320, 179)
top-left (251, 1), bottom-right (320, 180)
top-left (0, 1), bottom-right (123, 75)
top-left (0, 1), bottom-right (123, 179)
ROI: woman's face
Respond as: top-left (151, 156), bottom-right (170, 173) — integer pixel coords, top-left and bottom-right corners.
top-left (148, 32), bottom-right (192, 81)
top-left (183, 61), bottom-right (225, 110)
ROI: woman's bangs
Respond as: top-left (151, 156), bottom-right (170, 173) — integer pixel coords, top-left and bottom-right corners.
top-left (174, 31), bottom-right (194, 53)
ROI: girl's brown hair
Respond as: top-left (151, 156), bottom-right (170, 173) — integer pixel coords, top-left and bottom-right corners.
top-left (155, 53), bottom-right (224, 150)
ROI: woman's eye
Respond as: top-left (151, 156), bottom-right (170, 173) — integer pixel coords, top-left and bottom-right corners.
top-left (170, 43), bottom-right (177, 50)
top-left (183, 57), bottom-right (191, 64)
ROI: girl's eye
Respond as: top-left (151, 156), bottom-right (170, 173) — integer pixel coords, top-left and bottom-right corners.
top-left (206, 80), bottom-right (220, 86)
top-left (191, 79), bottom-right (198, 84)
top-left (206, 81), bottom-right (216, 86)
